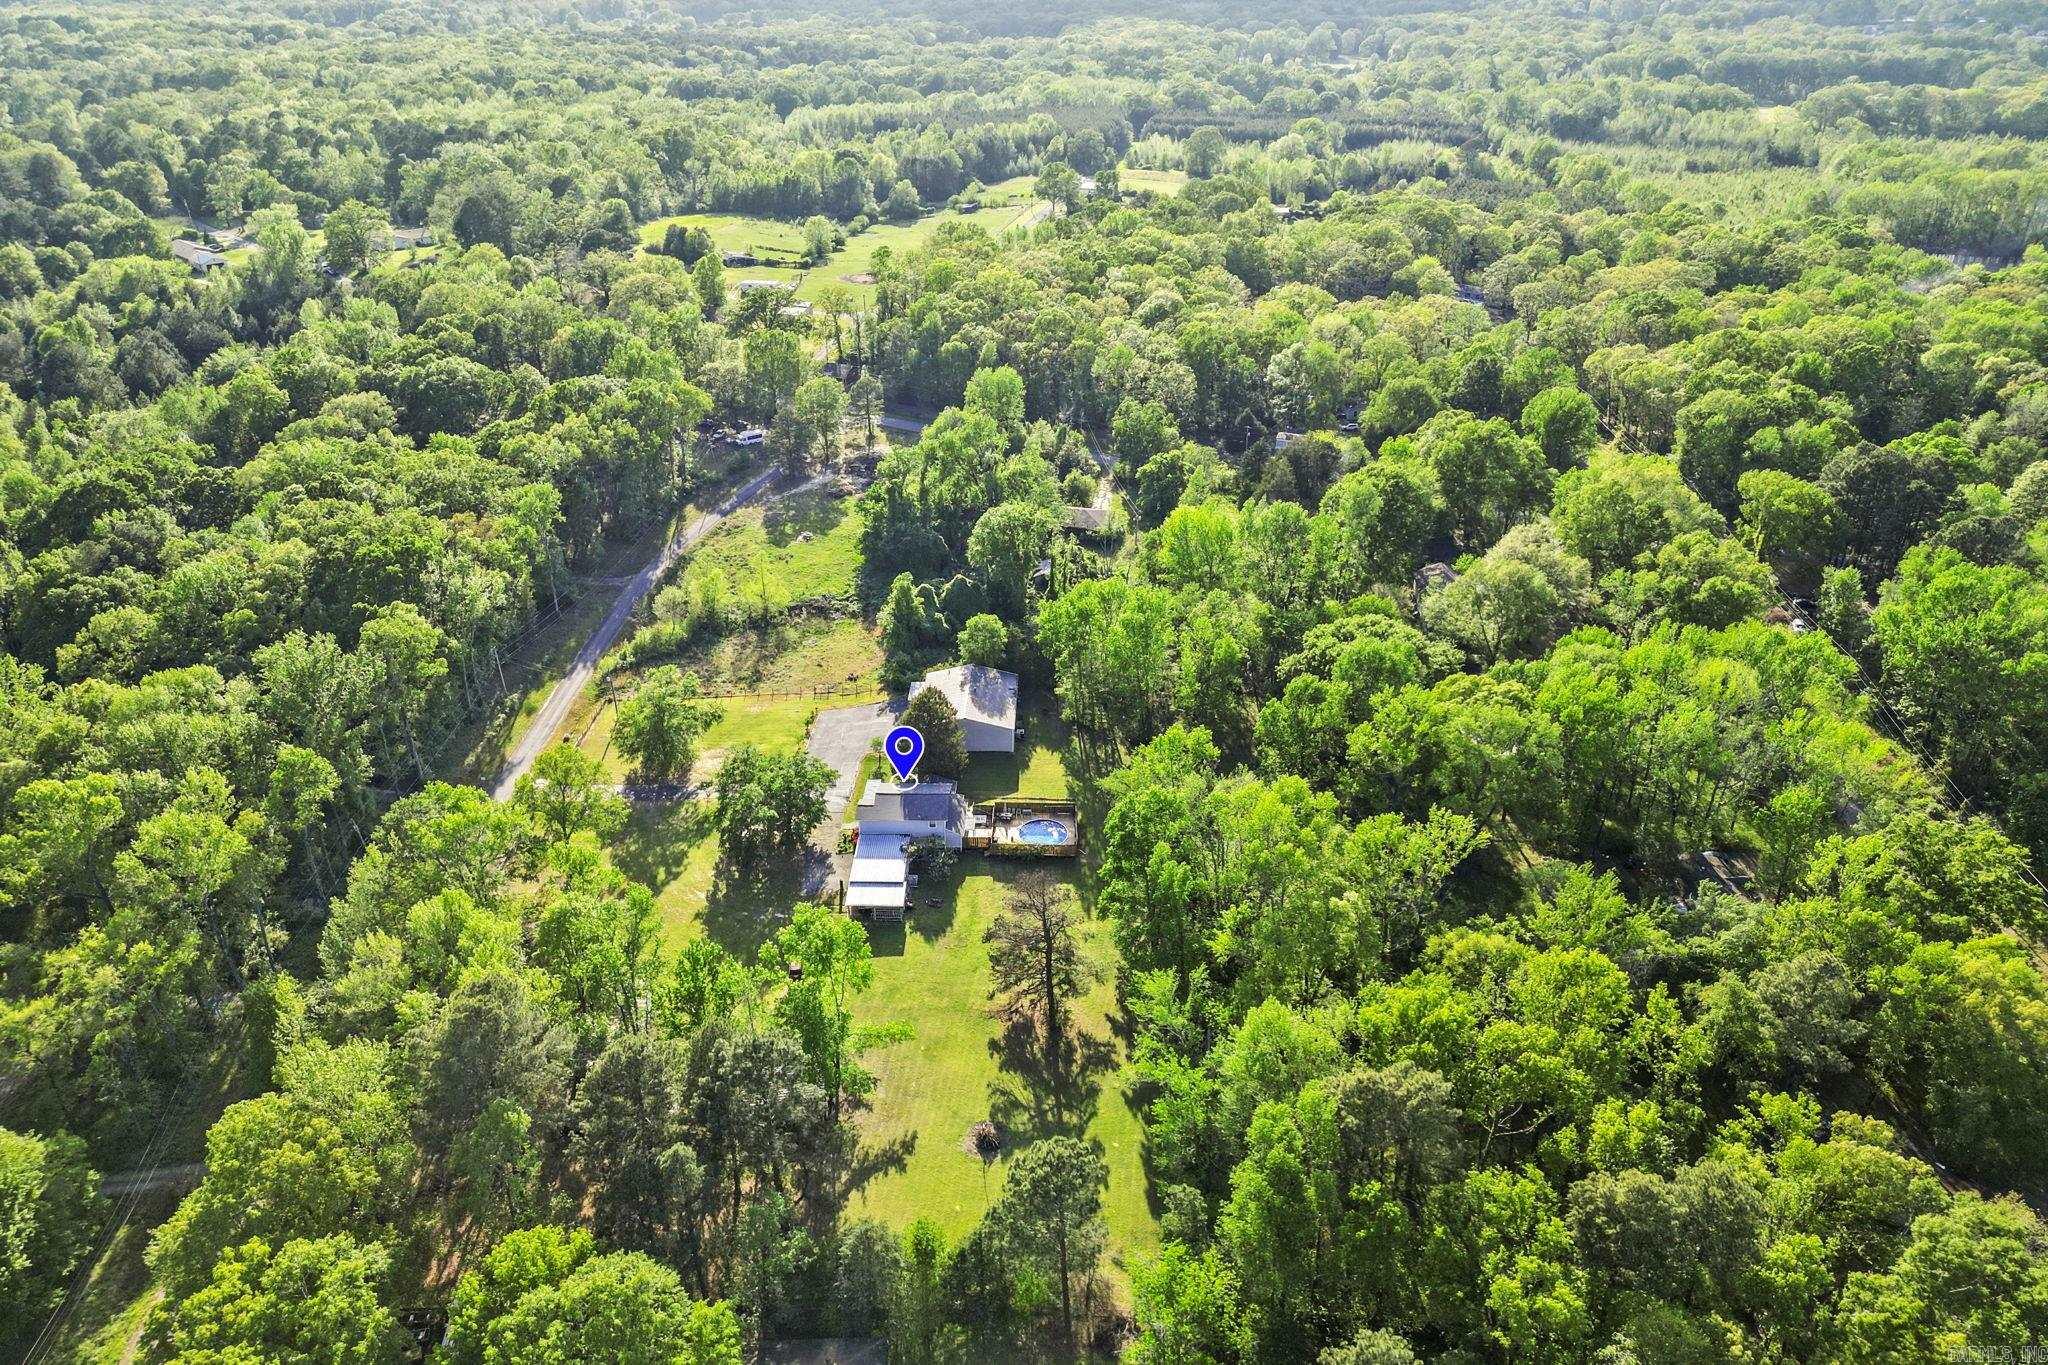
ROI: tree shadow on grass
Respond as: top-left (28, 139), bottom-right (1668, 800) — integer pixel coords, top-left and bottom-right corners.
top-left (612, 800), bottom-right (715, 890)
top-left (901, 859), bottom-right (967, 943)
top-left (985, 1014), bottom-right (1116, 1152)
top-left (831, 1128), bottom-right (920, 1208)
top-left (861, 916), bottom-right (908, 958)
top-left (702, 856), bottom-right (809, 958)
top-left (762, 488), bottom-right (845, 545)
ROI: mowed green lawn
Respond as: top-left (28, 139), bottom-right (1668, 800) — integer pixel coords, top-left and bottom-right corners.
top-left (849, 860), bottom-right (1159, 1292)
top-left (957, 698), bottom-right (1073, 804)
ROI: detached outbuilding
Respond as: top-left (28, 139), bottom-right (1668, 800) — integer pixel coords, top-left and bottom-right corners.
top-left (171, 239), bottom-right (228, 273)
top-left (909, 665), bottom-right (1018, 753)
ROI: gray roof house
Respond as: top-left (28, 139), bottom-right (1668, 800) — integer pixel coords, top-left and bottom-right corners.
top-left (909, 665), bottom-right (1018, 753)
top-left (857, 780), bottom-right (973, 846)
top-left (847, 782), bottom-right (974, 919)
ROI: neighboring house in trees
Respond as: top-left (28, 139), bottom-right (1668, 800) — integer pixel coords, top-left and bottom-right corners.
top-left (171, 239), bottom-right (228, 272)
top-left (1413, 561), bottom-right (1460, 597)
top-left (910, 665), bottom-right (1018, 753)
top-left (1063, 504), bottom-right (1112, 536)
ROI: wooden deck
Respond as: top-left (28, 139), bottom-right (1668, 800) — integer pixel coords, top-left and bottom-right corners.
top-left (967, 798), bottom-right (1082, 858)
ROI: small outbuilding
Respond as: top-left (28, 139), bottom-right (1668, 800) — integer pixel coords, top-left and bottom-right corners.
top-left (171, 239), bottom-right (229, 273)
top-left (844, 833), bottom-right (912, 919)
top-left (910, 665), bottom-right (1018, 753)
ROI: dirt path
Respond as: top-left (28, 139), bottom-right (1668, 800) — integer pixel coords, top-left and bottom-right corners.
top-left (490, 465), bottom-right (780, 800)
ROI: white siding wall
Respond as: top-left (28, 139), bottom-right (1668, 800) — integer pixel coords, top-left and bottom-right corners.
top-left (961, 718), bottom-right (1015, 753)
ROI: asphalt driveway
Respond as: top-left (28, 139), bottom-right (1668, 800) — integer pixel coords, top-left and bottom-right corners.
top-left (802, 697), bottom-right (902, 894)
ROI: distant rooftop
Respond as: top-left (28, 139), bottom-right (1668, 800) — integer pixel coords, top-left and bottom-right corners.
top-left (170, 239), bottom-right (228, 268)
top-left (1063, 504), bottom-right (1111, 533)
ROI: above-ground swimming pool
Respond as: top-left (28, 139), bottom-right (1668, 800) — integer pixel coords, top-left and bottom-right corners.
top-left (1016, 818), bottom-right (1071, 845)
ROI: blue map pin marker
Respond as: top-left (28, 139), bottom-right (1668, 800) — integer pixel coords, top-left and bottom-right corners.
top-left (883, 725), bottom-right (924, 783)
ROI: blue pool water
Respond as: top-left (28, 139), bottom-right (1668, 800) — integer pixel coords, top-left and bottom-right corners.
top-left (1018, 818), bottom-right (1070, 845)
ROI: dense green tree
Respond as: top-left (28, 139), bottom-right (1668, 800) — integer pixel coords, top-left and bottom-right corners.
top-left (0, 1127), bottom-right (105, 1350)
top-left (154, 1234), bottom-right (404, 1364)
top-left (991, 1137), bottom-right (1108, 1347)
top-left (899, 687), bottom-right (969, 781)
top-left (615, 668), bottom-right (720, 784)
top-left (985, 872), bottom-right (1100, 1063)
top-left (711, 745), bottom-right (831, 866)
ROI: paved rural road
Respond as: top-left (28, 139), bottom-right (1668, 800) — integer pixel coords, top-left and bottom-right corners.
top-left (491, 465), bottom-right (781, 800)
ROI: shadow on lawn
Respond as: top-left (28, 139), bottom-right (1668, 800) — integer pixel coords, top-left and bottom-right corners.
top-left (833, 1128), bottom-right (919, 1207)
top-left (762, 488), bottom-right (845, 545)
top-left (701, 857), bottom-right (809, 957)
top-left (613, 801), bottom-right (715, 891)
top-left (862, 917), bottom-right (908, 958)
top-left (985, 1015), bottom-right (1117, 1152)
top-left (899, 861), bottom-right (967, 943)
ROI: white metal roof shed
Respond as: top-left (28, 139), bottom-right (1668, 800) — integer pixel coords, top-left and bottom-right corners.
top-left (850, 834), bottom-right (909, 884)
top-left (845, 881), bottom-right (908, 910)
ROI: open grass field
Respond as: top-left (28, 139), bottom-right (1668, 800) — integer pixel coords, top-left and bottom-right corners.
top-left (612, 799), bottom-right (802, 957)
top-left (1121, 167), bottom-right (1189, 196)
top-left (568, 668), bottom-right (863, 785)
top-left (685, 484), bottom-right (867, 604)
top-left (638, 197), bottom-right (1046, 306)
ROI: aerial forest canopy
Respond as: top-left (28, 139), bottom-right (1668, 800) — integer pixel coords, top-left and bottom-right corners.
top-left (3, 0), bottom-right (2048, 1360)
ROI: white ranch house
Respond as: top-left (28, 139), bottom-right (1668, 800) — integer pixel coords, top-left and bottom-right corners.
top-left (845, 781), bottom-right (974, 919)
